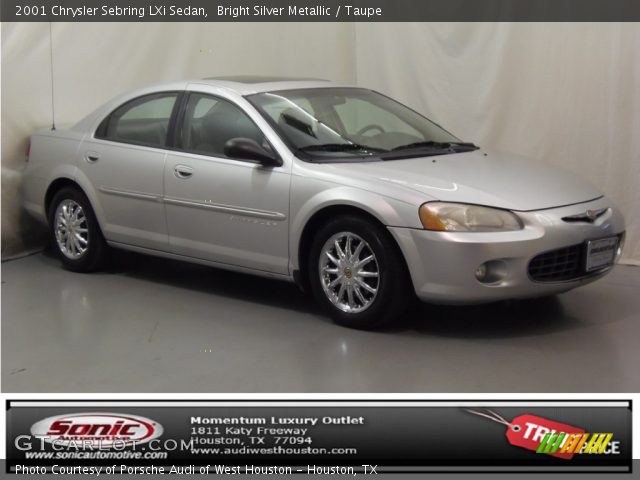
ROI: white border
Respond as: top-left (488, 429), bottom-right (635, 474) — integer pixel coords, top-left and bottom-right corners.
top-left (10, 401), bottom-right (631, 407)
top-left (0, 19), bottom-right (637, 465)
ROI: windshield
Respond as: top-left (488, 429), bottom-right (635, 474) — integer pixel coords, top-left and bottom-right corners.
top-left (246, 88), bottom-right (474, 161)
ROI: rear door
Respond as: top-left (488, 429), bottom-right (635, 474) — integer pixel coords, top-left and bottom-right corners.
top-left (79, 92), bottom-right (179, 250)
top-left (163, 92), bottom-right (291, 274)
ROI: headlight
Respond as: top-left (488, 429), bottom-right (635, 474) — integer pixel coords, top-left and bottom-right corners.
top-left (419, 202), bottom-right (523, 232)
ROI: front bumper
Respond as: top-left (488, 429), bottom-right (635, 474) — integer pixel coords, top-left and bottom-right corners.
top-left (388, 197), bottom-right (625, 304)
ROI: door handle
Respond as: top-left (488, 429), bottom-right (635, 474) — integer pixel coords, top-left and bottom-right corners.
top-left (174, 165), bottom-right (194, 179)
top-left (85, 152), bottom-right (100, 163)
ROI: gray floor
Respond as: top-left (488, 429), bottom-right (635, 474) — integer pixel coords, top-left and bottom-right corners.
top-left (2, 250), bottom-right (639, 392)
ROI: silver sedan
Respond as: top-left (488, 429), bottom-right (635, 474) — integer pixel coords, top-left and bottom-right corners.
top-left (22, 76), bottom-right (625, 329)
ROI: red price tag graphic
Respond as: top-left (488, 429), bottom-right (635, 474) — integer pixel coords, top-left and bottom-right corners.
top-left (507, 414), bottom-right (585, 460)
top-left (466, 410), bottom-right (585, 460)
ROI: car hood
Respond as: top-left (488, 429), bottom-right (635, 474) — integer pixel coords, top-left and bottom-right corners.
top-left (323, 149), bottom-right (602, 211)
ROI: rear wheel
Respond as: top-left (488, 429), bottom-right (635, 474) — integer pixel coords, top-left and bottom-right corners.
top-left (308, 215), bottom-right (410, 329)
top-left (48, 187), bottom-right (107, 272)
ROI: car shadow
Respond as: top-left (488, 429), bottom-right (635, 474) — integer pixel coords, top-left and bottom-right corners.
top-left (42, 247), bottom-right (583, 338)
top-left (97, 248), bottom-right (321, 317)
top-left (396, 296), bottom-right (581, 339)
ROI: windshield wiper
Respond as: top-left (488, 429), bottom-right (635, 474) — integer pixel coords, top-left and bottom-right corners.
top-left (298, 143), bottom-right (387, 153)
top-left (391, 141), bottom-right (478, 152)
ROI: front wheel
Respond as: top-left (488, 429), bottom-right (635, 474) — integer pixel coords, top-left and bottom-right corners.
top-left (308, 216), bottom-right (410, 329)
top-left (48, 187), bottom-right (108, 272)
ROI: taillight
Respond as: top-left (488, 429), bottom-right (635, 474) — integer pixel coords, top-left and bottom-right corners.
top-left (25, 139), bottom-right (31, 162)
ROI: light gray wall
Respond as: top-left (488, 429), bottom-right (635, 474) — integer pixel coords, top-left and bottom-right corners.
top-left (1, 22), bottom-right (356, 257)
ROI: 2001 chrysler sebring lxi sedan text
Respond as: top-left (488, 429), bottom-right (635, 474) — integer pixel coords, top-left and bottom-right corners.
top-left (22, 76), bottom-right (625, 329)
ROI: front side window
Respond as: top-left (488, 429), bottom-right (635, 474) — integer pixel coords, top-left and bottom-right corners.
top-left (96, 92), bottom-right (178, 148)
top-left (178, 93), bottom-right (269, 158)
top-left (247, 88), bottom-right (470, 161)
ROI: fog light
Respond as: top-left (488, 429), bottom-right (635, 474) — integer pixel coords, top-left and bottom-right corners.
top-left (615, 233), bottom-right (625, 263)
top-left (475, 260), bottom-right (508, 284)
top-left (475, 264), bottom-right (488, 281)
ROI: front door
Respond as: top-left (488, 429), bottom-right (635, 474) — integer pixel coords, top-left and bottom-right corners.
top-left (163, 92), bottom-right (290, 274)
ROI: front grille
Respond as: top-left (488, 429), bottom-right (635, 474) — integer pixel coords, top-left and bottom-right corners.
top-left (528, 234), bottom-right (622, 283)
top-left (528, 244), bottom-right (584, 282)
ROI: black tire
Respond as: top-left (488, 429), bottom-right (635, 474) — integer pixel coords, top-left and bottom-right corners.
top-left (308, 215), bottom-right (410, 329)
top-left (48, 187), bottom-right (108, 272)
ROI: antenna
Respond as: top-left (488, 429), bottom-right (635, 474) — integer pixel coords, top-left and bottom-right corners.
top-left (49, 22), bottom-right (56, 130)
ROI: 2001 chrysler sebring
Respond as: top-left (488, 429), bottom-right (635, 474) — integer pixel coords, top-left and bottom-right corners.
top-left (22, 76), bottom-right (625, 329)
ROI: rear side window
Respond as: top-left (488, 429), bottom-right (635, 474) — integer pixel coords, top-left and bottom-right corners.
top-left (96, 92), bottom-right (178, 148)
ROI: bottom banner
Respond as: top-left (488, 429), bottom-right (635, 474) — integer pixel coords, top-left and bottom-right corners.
top-left (5, 400), bottom-right (632, 474)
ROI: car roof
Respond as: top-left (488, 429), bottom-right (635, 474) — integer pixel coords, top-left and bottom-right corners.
top-left (187, 75), bottom-right (348, 95)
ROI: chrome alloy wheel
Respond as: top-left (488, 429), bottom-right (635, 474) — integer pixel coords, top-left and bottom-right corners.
top-left (54, 199), bottom-right (89, 259)
top-left (319, 232), bottom-right (380, 313)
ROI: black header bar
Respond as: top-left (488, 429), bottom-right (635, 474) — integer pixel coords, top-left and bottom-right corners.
top-left (2, 0), bottom-right (640, 22)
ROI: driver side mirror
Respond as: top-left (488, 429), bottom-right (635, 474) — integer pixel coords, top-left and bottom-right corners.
top-left (224, 138), bottom-right (282, 167)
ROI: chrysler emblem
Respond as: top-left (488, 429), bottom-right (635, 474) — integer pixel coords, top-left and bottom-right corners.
top-left (561, 207), bottom-right (608, 223)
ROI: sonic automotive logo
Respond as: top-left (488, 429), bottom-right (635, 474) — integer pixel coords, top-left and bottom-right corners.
top-left (30, 413), bottom-right (163, 448)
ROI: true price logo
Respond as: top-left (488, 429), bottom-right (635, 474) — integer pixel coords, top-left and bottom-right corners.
top-left (506, 414), bottom-right (584, 460)
top-left (466, 409), bottom-right (616, 460)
